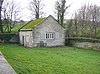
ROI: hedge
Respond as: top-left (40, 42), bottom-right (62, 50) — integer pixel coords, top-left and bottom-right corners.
top-left (0, 33), bottom-right (18, 43)
top-left (65, 37), bottom-right (100, 43)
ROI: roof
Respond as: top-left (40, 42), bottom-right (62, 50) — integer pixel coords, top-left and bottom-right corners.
top-left (22, 18), bottom-right (44, 29)
top-left (20, 15), bottom-right (65, 30)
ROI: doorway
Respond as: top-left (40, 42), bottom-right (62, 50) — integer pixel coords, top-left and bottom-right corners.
top-left (22, 36), bottom-right (24, 45)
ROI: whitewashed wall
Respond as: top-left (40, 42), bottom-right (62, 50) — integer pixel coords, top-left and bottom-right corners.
top-left (19, 30), bottom-right (33, 47)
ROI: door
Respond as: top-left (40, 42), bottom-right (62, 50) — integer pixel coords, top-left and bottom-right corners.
top-left (22, 36), bottom-right (24, 45)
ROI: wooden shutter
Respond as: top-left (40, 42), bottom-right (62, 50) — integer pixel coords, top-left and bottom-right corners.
top-left (40, 33), bottom-right (46, 39)
top-left (55, 32), bottom-right (59, 39)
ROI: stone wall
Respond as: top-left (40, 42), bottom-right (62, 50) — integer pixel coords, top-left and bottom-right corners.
top-left (70, 41), bottom-right (100, 50)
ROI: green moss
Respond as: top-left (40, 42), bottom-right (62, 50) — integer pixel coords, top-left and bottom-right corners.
top-left (22, 18), bottom-right (44, 29)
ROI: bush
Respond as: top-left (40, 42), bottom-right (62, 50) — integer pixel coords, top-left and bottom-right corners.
top-left (65, 37), bottom-right (100, 43)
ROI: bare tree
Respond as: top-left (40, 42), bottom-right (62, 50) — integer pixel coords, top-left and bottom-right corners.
top-left (55, 0), bottom-right (70, 26)
top-left (0, 0), bottom-right (3, 33)
top-left (74, 12), bottom-right (79, 36)
top-left (2, 0), bottom-right (22, 33)
top-left (28, 0), bottom-right (44, 19)
top-left (73, 4), bottom-right (100, 37)
top-left (55, 1), bottom-right (60, 24)
top-left (89, 5), bottom-right (100, 37)
top-left (77, 4), bottom-right (87, 36)
top-left (67, 18), bottom-right (73, 37)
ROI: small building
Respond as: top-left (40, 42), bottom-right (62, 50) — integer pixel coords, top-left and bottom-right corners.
top-left (19, 15), bottom-right (65, 47)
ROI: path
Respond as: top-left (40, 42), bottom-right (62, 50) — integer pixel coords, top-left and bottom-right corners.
top-left (0, 51), bottom-right (16, 74)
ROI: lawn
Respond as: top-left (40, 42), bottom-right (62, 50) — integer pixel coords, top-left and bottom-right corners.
top-left (0, 44), bottom-right (100, 74)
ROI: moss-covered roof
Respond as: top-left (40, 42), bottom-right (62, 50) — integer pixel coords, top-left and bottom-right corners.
top-left (22, 18), bottom-right (44, 29)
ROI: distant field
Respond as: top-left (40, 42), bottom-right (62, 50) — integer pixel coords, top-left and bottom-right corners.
top-left (11, 21), bottom-right (29, 32)
top-left (11, 23), bottom-right (24, 32)
top-left (0, 44), bottom-right (100, 74)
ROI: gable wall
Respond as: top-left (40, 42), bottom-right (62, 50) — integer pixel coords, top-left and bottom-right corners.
top-left (33, 16), bottom-right (65, 46)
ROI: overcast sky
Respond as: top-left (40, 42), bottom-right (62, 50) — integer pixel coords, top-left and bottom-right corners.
top-left (16, 0), bottom-right (100, 21)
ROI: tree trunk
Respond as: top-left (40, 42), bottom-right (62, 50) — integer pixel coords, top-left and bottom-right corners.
top-left (0, 6), bottom-right (3, 33)
top-left (57, 10), bottom-right (60, 23)
top-left (60, 13), bottom-right (64, 26)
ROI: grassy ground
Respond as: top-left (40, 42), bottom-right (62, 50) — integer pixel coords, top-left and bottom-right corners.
top-left (0, 44), bottom-right (100, 74)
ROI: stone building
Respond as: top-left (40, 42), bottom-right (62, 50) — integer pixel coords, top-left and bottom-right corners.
top-left (19, 15), bottom-right (65, 47)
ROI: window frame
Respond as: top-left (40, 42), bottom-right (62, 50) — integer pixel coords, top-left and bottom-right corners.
top-left (46, 32), bottom-right (55, 39)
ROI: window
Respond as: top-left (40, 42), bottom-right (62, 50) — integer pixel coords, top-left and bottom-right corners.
top-left (46, 33), bottom-right (55, 39)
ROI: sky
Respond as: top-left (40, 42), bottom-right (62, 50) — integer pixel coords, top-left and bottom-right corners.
top-left (16, 0), bottom-right (100, 21)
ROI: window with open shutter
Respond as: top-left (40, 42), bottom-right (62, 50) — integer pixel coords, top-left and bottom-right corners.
top-left (55, 32), bottom-right (59, 39)
top-left (41, 33), bottom-right (46, 39)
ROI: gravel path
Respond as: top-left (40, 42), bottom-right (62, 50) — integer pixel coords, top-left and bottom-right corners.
top-left (0, 51), bottom-right (16, 74)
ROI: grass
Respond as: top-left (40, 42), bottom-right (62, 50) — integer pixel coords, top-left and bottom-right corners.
top-left (0, 44), bottom-right (100, 74)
